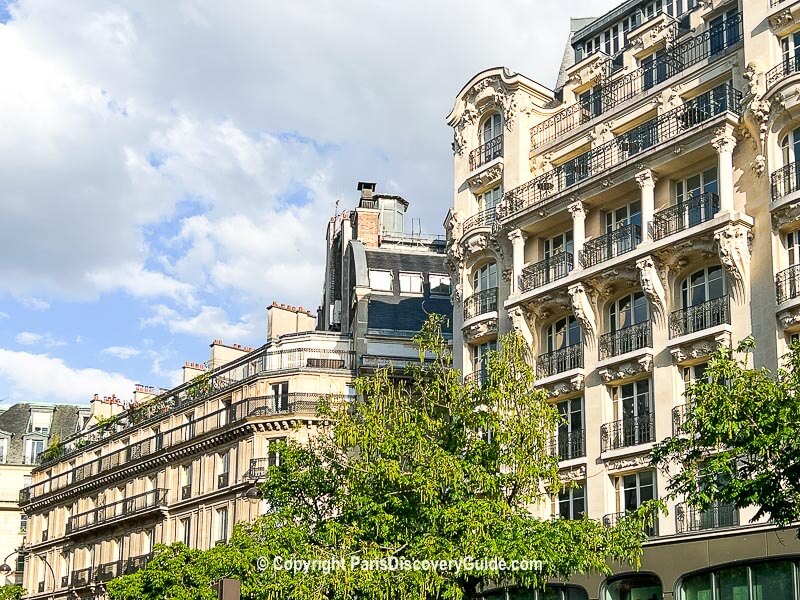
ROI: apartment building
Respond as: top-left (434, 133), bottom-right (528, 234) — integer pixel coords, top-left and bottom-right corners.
top-left (18, 183), bottom-right (451, 600)
top-left (0, 404), bottom-right (89, 589)
top-left (447, 0), bottom-right (800, 598)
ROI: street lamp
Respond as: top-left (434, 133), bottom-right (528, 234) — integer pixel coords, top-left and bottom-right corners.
top-left (0, 550), bottom-right (56, 600)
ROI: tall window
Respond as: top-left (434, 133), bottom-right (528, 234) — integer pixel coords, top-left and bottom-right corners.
top-left (544, 231), bottom-right (574, 259)
top-left (477, 186), bottom-right (502, 214)
top-left (556, 482), bottom-right (585, 520)
top-left (677, 167), bottom-right (718, 202)
top-left (546, 316), bottom-right (581, 353)
top-left (272, 382), bottom-right (289, 412)
top-left (216, 507), bottom-right (229, 544)
top-left (481, 113), bottom-right (502, 144)
top-left (0, 437), bottom-right (7, 463)
top-left (218, 450), bottom-right (230, 488)
top-left (609, 292), bottom-right (648, 332)
top-left (180, 516), bottom-right (191, 546)
top-left (24, 438), bottom-right (44, 464)
top-left (472, 262), bottom-right (497, 293)
top-left (619, 470), bottom-right (656, 513)
top-left (709, 10), bottom-right (740, 56)
top-left (182, 411), bottom-right (195, 442)
top-left (472, 340), bottom-right (498, 380)
top-left (642, 49), bottom-right (670, 90)
top-left (556, 397), bottom-right (584, 460)
top-left (612, 379), bottom-right (653, 446)
top-left (681, 266), bottom-right (726, 308)
top-left (605, 200), bottom-right (641, 233)
top-left (268, 437), bottom-right (286, 467)
top-left (181, 463), bottom-right (193, 499)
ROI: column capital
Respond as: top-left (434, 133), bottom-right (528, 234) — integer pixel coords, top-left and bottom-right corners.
top-left (567, 199), bottom-right (586, 219)
top-left (507, 228), bottom-right (525, 244)
top-left (635, 168), bottom-right (658, 189)
top-left (712, 128), bottom-right (737, 154)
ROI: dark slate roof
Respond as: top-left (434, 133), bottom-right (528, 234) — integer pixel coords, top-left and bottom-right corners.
top-left (0, 404), bottom-right (83, 464)
top-left (364, 249), bottom-right (447, 276)
top-left (554, 17), bottom-right (598, 91)
top-left (367, 296), bottom-right (453, 335)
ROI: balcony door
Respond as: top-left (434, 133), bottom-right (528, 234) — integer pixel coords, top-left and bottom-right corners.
top-left (556, 397), bottom-right (584, 460)
top-left (680, 266), bottom-right (727, 331)
top-left (607, 292), bottom-right (649, 355)
top-left (676, 167), bottom-right (718, 228)
top-left (709, 10), bottom-right (740, 56)
top-left (612, 379), bottom-right (653, 447)
top-left (473, 262), bottom-right (497, 293)
top-left (780, 128), bottom-right (800, 196)
top-left (472, 340), bottom-right (497, 382)
top-left (481, 113), bottom-right (502, 144)
top-left (547, 316), bottom-right (581, 353)
top-left (272, 382), bottom-right (289, 412)
top-left (477, 185), bottom-right (502, 215)
top-left (604, 200), bottom-right (641, 257)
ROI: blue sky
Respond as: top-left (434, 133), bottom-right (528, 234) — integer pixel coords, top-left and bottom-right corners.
top-left (0, 0), bottom-right (615, 405)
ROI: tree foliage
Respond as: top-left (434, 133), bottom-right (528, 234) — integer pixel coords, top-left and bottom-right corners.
top-left (109, 315), bottom-right (654, 600)
top-left (653, 339), bottom-right (800, 532)
top-left (0, 585), bottom-right (23, 600)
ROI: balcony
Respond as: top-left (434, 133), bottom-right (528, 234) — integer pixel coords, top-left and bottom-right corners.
top-left (771, 161), bottom-right (800, 202)
top-left (181, 484), bottom-right (191, 500)
top-left (603, 510), bottom-right (658, 536)
top-left (246, 458), bottom-right (270, 480)
top-left (61, 575), bottom-right (68, 589)
top-left (41, 529), bottom-right (48, 542)
top-left (463, 208), bottom-right (496, 234)
top-left (672, 403), bottom-right (690, 435)
top-left (19, 488), bottom-right (30, 506)
top-left (70, 567), bottom-right (93, 588)
top-left (519, 253), bottom-right (573, 292)
top-left (123, 554), bottom-right (152, 575)
top-left (217, 473), bottom-right (229, 489)
top-left (530, 14), bottom-right (742, 149)
top-left (503, 84), bottom-right (741, 221)
top-left (469, 135), bottom-right (503, 171)
top-left (95, 560), bottom-right (122, 583)
top-left (675, 502), bottom-right (738, 533)
top-left (550, 429), bottom-right (586, 461)
top-left (66, 488), bottom-right (168, 536)
top-left (650, 193), bottom-right (720, 241)
top-left (767, 56), bottom-right (800, 90)
top-left (581, 223), bottom-right (641, 268)
top-left (463, 369), bottom-right (487, 387)
top-left (598, 321), bottom-right (652, 360)
top-left (463, 288), bottom-right (498, 320)
top-left (536, 344), bottom-right (583, 379)
top-left (777, 265), bottom-right (800, 304)
top-left (669, 296), bottom-right (730, 338)
top-left (601, 413), bottom-right (655, 452)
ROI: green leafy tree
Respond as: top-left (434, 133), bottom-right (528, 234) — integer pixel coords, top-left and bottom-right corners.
top-left (653, 339), bottom-right (800, 533)
top-left (0, 584), bottom-right (23, 600)
top-left (109, 315), bottom-right (655, 600)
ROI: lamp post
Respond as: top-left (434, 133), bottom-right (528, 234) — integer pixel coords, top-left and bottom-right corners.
top-left (0, 549), bottom-right (56, 600)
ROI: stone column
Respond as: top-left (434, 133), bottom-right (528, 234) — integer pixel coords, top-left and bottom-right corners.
top-left (635, 169), bottom-right (657, 240)
top-left (713, 129), bottom-right (737, 214)
top-left (508, 228), bottom-right (526, 294)
top-left (568, 200), bottom-right (586, 271)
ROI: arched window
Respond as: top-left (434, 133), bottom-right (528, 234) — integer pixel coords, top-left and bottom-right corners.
top-left (473, 262), bottom-right (498, 293)
top-left (547, 316), bottom-right (581, 352)
top-left (481, 113), bottom-right (502, 144)
top-left (603, 573), bottom-right (662, 600)
top-left (673, 266), bottom-right (728, 336)
top-left (602, 292), bottom-right (650, 358)
top-left (781, 127), bottom-right (800, 167)
top-left (680, 266), bottom-right (726, 308)
top-left (609, 292), bottom-right (648, 331)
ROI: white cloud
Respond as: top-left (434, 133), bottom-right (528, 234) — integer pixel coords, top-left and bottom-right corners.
top-left (102, 345), bottom-right (141, 360)
top-left (0, 348), bottom-right (136, 403)
top-left (19, 297), bottom-right (50, 311)
top-left (140, 304), bottom-right (257, 342)
top-left (87, 262), bottom-right (196, 305)
top-left (15, 331), bottom-right (65, 348)
top-left (0, 312), bottom-right (9, 320)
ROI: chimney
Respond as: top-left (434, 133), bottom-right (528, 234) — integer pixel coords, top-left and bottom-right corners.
top-left (358, 181), bottom-right (376, 202)
top-left (354, 181), bottom-right (380, 248)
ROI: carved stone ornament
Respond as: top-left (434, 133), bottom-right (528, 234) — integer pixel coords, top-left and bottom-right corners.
top-left (654, 86), bottom-right (683, 114)
top-left (769, 9), bottom-right (794, 33)
top-left (598, 354), bottom-right (654, 384)
top-left (636, 256), bottom-right (667, 321)
top-left (566, 53), bottom-right (609, 87)
top-left (586, 265), bottom-right (639, 300)
top-left (568, 283), bottom-right (597, 342)
top-left (559, 465), bottom-right (587, 483)
top-left (463, 76), bottom-right (519, 132)
top-left (540, 373), bottom-right (585, 399)
top-left (778, 306), bottom-right (800, 330)
top-left (463, 317), bottom-right (498, 342)
top-left (508, 306), bottom-right (535, 346)
top-left (627, 13), bottom-right (677, 53)
top-left (669, 330), bottom-right (731, 363)
top-left (714, 223), bottom-right (752, 293)
top-left (772, 201), bottom-right (800, 230)
top-left (590, 122), bottom-right (615, 146)
top-left (530, 290), bottom-right (572, 324)
top-left (468, 164), bottom-right (503, 191)
top-left (604, 453), bottom-right (652, 472)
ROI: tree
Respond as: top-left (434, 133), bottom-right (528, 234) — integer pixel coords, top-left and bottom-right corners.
top-left (653, 339), bottom-right (800, 534)
top-left (0, 585), bottom-right (23, 600)
top-left (109, 315), bottom-right (656, 600)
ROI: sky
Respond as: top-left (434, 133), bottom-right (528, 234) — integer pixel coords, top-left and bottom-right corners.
top-left (0, 0), bottom-right (616, 405)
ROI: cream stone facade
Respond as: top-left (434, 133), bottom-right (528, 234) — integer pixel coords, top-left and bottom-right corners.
top-left (448, 0), bottom-right (800, 598)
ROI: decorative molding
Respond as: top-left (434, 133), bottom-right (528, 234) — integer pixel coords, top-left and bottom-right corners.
top-left (714, 223), bottom-right (752, 296)
top-left (567, 199), bottom-right (586, 220)
top-left (769, 9), bottom-right (794, 33)
top-left (468, 164), bottom-right (503, 191)
top-left (568, 283), bottom-right (597, 342)
top-left (635, 168), bottom-right (658, 189)
top-left (540, 373), bottom-right (585, 399)
top-left (586, 265), bottom-right (639, 300)
top-left (463, 317), bottom-right (498, 342)
top-left (772, 200), bottom-right (800, 230)
top-left (508, 306), bottom-right (535, 346)
top-left (778, 305), bottom-right (800, 330)
top-left (558, 465), bottom-right (587, 483)
top-left (604, 453), bottom-right (652, 472)
top-left (669, 330), bottom-right (731, 364)
top-left (590, 122), bottom-right (615, 146)
top-left (636, 256), bottom-right (667, 322)
top-left (530, 290), bottom-right (573, 323)
top-left (598, 354), bottom-right (654, 384)
top-left (711, 130), bottom-right (737, 155)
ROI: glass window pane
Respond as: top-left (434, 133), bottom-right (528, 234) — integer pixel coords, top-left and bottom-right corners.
top-left (751, 561), bottom-right (794, 600)
top-left (716, 565), bottom-right (749, 600)
top-left (681, 573), bottom-right (713, 600)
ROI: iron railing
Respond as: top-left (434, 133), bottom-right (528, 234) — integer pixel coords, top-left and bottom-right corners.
top-left (776, 265), bottom-right (800, 303)
top-left (672, 403), bottom-right (690, 435)
top-left (124, 553), bottom-right (152, 575)
top-left (464, 287), bottom-right (499, 320)
top-left (70, 567), bottom-right (93, 588)
top-left (767, 55), bottom-right (800, 89)
top-left (598, 321), bottom-right (652, 360)
top-left (675, 502), bottom-right (738, 533)
top-left (536, 344), bottom-right (583, 379)
top-left (669, 295), bottom-right (730, 338)
top-left (247, 458), bottom-right (270, 480)
top-left (530, 13), bottom-right (742, 148)
top-left (504, 83), bottom-right (741, 220)
top-left (95, 560), bottom-right (122, 583)
top-left (463, 208), bottom-right (496, 233)
top-left (771, 161), bottom-right (800, 201)
top-left (550, 429), bottom-right (586, 461)
top-left (66, 489), bottom-right (168, 535)
top-left (181, 484), bottom-right (191, 500)
top-left (463, 369), bottom-right (487, 387)
top-left (581, 223), bottom-right (641, 268)
top-left (519, 253), bottom-right (573, 292)
top-left (217, 473), bottom-right (229, 489)
top-left (601, 413), bottom-right (655, 451)
top-left (603, 510), bottom-right (658, 536)
top-left (650, 192), bottom-right (719, 240)
top-left (469, 136), bottom-right (503, 171)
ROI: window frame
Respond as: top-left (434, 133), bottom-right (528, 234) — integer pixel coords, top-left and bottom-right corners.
top-left (399, 272), bottom-right (424, 295)
top-left (429, 274), bottom-right (451, 296)
top-left (368, 269), bottom-right (393, 292)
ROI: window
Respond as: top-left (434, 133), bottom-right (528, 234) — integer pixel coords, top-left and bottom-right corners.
top-left (24, 438), bottom-right (44, 464)
top-left (642, 49), bottom-right (671, 90)
top-left (604, 573), bottom-right (662, 600)
top-left (153, 426), bottom-right (163, 451)
top-left (268, 437), bottom-right (286, 467)
top-left (216, 507), bottom-right (229, 543)
top-left (0, 437), bottom-right (7, 463)
top-left (679, 560), bottom-right (800, 600)
top-left (218, 450), bottom-right (230, 488)
top-left (544, 231), bottom-right (573, 259)
top-left (546, 316), bottom-right (581, 352)
top-left (429, 274), bottom-right (451, 296)
top-left (681, 266), bottom-right (726, 309)
top-left (609, 292), bottom-right (649, 332)
top-left (472, 262), bottom-right (498, 293)
top-left (399, 272), bottom-right (423, 294)
top-left (556, 482), bottom-right (585, 520)
top-left (19, 514), bottom-right (27, 533)
top-left (555, 397), bottom-right (584, 460)
top-left (472, 340), bottom-right (497, 381)
top-left (481, 113), bottom-right (502, 144)
top-left (182, 412), bottom-right (195, 442)
top-left (272, 382), bottom-right (289, 412)
top-left (368, 269), bottom-right (393, 292)
top-left (611, 379), bottom-right (653, 447)
top-left (29, 409), bottom-right (52, 434)
top-left (709, 10), bottom-right (740, 56)
top-left (620, 470), bottom-right (656, 512)
top-left (180, 516), bottom-right (191, 546)
top-left (579, 86), bottom-right (602, 120)
top-left (477, 185), bottom-right (502, 214)
top-left (181, 463), bottom-right (193, 500)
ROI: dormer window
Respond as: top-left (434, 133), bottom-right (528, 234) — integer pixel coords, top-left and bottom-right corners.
top-left (399, 272), bottom-right (423, 295)
top-left (27, 408), bottom-right (53, 435)
top-left (23, 437), bottom-right (45, 464)
top-left (481, 113), bottom-right (502, 145)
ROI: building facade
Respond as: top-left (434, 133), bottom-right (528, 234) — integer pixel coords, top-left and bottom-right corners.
top-left (447, 0), bottom-right (800, 598)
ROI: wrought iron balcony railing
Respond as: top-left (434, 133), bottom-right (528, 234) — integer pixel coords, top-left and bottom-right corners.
top-left (598, 321), bottom-right (652, 360)
top-left (70, 567), bottom-right (93, 588)
top-left (650, 192), bottom-right (720, 240)
top-left (603, 510), bottom-right (658, 536)
top-left (669, 295), bottom-right (730, 338)
top-left (536, 344), bottom-right (583, 379)
top-left (469, 136), bottom-right (503, 171)
top-left (776, 265), bottom-right (800, 304)
top-left (181, 484), bottom-right (191, 500)
top-left (463, 208), bottom-right (496, 234)
top-left (217, 473), bottom-right (229, 489)
top-left (463, 369), bottom-right (487, 387)
top-left (771, 160), bottom-right (800, 201)
top-left (247, 458), bottom-right (270, 480)
top-left (530, 13), bottom-right (742, 148)
top-left (503, 83), bottom-right (741, 220)
top-left (675, 502), bottom-right (738, 533)
top-left (601, 412), bottom-right (655, 451)
top-left (124, 553), bottom-right (152, 575)
top-left (66, 488), bottom-right (168, 535)
top-left (95, 560), bottom-right (122, 583)
top-left (672, 403), bottom-right (690, 435)
top-left (767, 55), bottom-right (800, 89)
top-left (550, 429), bottom-right (586, 461)
top-left (581, 223), bottom-right (641, 268)
top-left (463, 287), bottom-right (499, 320)
top-left (519, 253), bottom-right (573, 292)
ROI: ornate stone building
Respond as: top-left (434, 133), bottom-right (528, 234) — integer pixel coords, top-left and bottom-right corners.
top-left (447, 0), bottom-right (800, 598)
